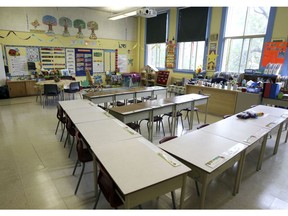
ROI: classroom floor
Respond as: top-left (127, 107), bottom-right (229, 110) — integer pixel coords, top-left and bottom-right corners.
top-left (1, 95), bottom-right (288, 210)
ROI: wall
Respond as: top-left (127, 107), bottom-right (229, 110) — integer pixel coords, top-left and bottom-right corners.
top-left (139, 7), bottom-right (288, 84)
top-left (0, 7), bottom-right (139, 84)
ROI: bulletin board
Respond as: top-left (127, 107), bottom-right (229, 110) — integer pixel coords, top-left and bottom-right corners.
top-left (5, 46), bottom-right (39, 76)
top-left (75, 48), bottom-right (92, 76)
top-left (104, 50), bottom-right (116, 72)
top-left (93, 49), bottom-right (104, 73)
top-left (261, 41), bottom-right (287, 67)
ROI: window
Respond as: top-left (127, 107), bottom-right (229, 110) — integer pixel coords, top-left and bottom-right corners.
top-left (146, 12), bottom-right (168, 68)
top-left (177, 41), bottom-right (205, 70)
top-left (176, 7), bottom-right (209, 71)
top-left (221, 7), bottom-right (270, 73)
top-left (146, 43), bottom-right (166, 68)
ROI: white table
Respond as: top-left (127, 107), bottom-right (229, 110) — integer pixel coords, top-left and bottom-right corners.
top-left (91, 137), bottom-right (191, 209)
top-left (200, 117), bottom-right (270, 171)
top-left (159, 130), bottom-right (247, 208)
top-left (65, 106), bottom-right (114, 124)
top-left (58, 99), bottom-right (95, 111)
top-left (246, 105), bottom-right (288, 154)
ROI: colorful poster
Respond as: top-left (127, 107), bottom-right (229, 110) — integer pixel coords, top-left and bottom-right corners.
top-left (207, 42), bottom-right (218, 72)
top-left (75, 48), bottom-right (92, 76)
top-left (261, 42), bottom-right (287, 67)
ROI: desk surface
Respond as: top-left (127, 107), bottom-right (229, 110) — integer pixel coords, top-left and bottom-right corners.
top-left (76, 118), bottom-right (142, 146)
top-left (201, 118), bottom-right (270, 145)
top-left (65, 106), bottom-right (114, 124)
top-left (247, 105), bottom-right (288, 118)
top-left (58, 99), bottom-right (95, 111)
top-left (93, 137), bottom-right (191, 195)
top-left (159, 130), bottom-right (246, 173)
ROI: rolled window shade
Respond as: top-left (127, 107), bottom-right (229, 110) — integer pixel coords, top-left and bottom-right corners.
top-left (146, 13), bottom-right (167, 44)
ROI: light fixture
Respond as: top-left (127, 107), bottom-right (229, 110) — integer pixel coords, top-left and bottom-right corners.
top-left (108, 9), bottom-right (138, 20)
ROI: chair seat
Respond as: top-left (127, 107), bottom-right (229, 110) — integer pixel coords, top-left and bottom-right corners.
top-left (78, 148), bottom-right (93, 162)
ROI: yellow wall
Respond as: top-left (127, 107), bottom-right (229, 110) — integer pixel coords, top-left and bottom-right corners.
top-left (139, 7), bottom-right (288, 84)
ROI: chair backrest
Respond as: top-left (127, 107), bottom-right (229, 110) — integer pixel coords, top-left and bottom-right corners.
top-left (69, 82), bottom-right (80, 91)
top-left (97, 161), bottom-right (123, 208)
top-left (159, 136), bottom-right (178, 144)
top-left (44, 84), bottom-right (59, 95)
top-left (56, 105), bottom-right (65, 121)
top-left (66, 117), bottom-right (76, 136)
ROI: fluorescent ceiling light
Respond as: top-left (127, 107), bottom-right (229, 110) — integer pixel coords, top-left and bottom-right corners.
top-left (108, 9), bottom-right (139, 20)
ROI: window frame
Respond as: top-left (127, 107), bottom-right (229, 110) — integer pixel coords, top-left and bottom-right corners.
top-left (174, 7), bottom-right (212, 74)
top-left (218, 7), bottom-right (277, 73)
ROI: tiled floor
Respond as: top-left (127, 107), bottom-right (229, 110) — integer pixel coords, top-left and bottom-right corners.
top-left (1, 95), bottom-right (288, 210)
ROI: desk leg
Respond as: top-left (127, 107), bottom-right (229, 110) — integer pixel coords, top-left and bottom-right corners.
top-left (273, 123), bottom-right (284, 155)
top-left (204, 99), bottom-right (208, 124)
top-left (148, 110), bottom-right (153, 142)
top-left (189, 102), bottom-right (195, 130)
top-left (92, 153), bottom-right (99, 197)
top-left (256, 134), bottom-right (268, 171)
top-left (233, 151), bottom-right (246, 195)
top-left (179, 173), bottom-right (187, 209)
top-left (199, 175), bottom-right (208, 209)
top-left (171, 106), bottom-right (176, 136)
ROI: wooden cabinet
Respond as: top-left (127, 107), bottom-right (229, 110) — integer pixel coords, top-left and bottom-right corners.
top-left (186, 84), bottom-right (262, 116)
top-left (140, 71), bottom-right (157, 86)
top-left (7, 80), bottom-right (37, 98)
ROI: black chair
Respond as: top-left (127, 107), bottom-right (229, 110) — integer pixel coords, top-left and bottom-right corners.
top-left (126, 122), bottom-right (141, 134)
top-left (43, 84), bottom-right (61, 108)
top-left (140, 116), bottom-right (165, 137)
top-left (162, 111), bottom-right (184, 133)
top-left (93, 161), bottom-right (123, 209)
top-left (64, 117), bottom-right (76, 158)
top-left (211, 77), bottom-right (227, 84)
top-left (55, 105), bottom-right (66, 142)
top-left (72, 132), bottom-right (93, 195)
top-left (64, 82), bottom-right (80, 100)
top-left (181, 107), bottom-right (200, 125)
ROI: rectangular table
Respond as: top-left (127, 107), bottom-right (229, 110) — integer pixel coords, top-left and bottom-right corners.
top-left (91, 137), bottom-right (191, 209)
top-left (246, 105), bottom-right (288, 154)
top-left (200, 117), bottom-right (270, 171)
top-left (159, 129), bottom-right (247, 208)
top-left (64, 106), bottom-right (114, 124)
top-left (58, 99), bottom-right (96, 111)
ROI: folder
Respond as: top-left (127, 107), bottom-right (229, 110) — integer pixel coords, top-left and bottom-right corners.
top-left (263, 83), bottom-right (272, 98)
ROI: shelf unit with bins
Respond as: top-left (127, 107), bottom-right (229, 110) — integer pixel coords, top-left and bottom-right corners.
top-left (140, 71), bottom-right (158, 86)
top-left (40, 47), bottom-right (66, 71)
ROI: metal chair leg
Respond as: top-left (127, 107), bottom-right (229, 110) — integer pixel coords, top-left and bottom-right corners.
top-left (72, 160), bottom-right (79, 175)
top-left (171, 191), bottom-right (176, 209)
top-left (68, 137), bottom-right (75, 158)
top-left (55, 120), bottom-right (60, 135)
top-left (74, 162), bottom-right (85, 195)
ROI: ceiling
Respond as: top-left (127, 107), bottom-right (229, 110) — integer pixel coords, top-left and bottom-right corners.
top-left (89, 7), bottom-right (171, 15)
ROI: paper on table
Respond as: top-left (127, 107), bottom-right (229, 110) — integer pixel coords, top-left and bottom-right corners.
top-left (205, 156), bottom-right (225, 168)
top-left (158, 152), bottom-right (181, 167)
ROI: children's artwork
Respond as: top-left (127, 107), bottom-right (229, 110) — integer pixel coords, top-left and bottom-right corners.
top-left (42, 15), bottom-right (57, 36)
top-left (87, 21), bottom-right (98, 40)
top-left (26, 47), bottom-right (40, 62)
top-left (59, 17), bottom-right (72, 37)
top-left (207, 42), bottom-right (218, 72)
top-left (165, 39), bottom-right (176, 68)
top-left (73, 19), bottom-right (86, 38)
top-left (261, 42), bottom-right (287, 67)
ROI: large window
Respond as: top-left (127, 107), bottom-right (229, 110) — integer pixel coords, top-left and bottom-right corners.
top-left (221, 7), bottom-right (270, 73)
top-left (146, 12), bottom-right (168, 68)
top-left (176, 7), bottom-right (208, 71)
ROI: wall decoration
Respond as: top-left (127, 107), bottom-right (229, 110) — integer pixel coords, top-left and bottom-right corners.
top-left (73, 19), bottom-right (86, 38)
top-left (31, 20), bottom-right (40, 29)
top-left (40, 47), bottom-right (66, 71)
top-left (42, 15), bottom-right (57, 36)
top-left (206, 42), bottom-right (218, 72)
top-left (87, 21), bottom-right (98, 40)
top-left (26, 47), bottom-right (40, 62)
top-left (93, 50), bottom-right (104, 72)
top-left (0, 31), bottom-right (31, 40)
top-left (6, 47), bottom-right (29, 75)
top-left (262, 41), bottom-right (287, 67)
top-left (59, 17), bottom-right (72, 37)
top-left (128, 58), bottom-right (133, 66)
top-left (66, 49), bottom-right (76, 75)
top-left (75, 48), bottom-right (92, 76)
top-left (165, 38), bottom-right (176, 68)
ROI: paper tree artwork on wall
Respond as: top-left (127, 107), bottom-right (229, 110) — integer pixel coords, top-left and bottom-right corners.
top-left (73, 19), bottom-right (86, 38)
top-left (87, 21), bottom-right (98, 40)
top-left (59, 17), bottom-right (72, 37)
top-left (31, 20), bottom-right (40, 29)
top-left (42, 15), bottom-right (57, 36)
